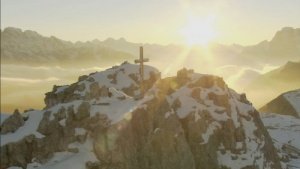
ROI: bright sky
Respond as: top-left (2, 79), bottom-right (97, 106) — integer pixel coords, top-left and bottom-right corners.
top-left (1, 0), bottom-right (300, 45)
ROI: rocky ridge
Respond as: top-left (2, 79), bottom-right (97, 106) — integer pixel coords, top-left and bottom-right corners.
top-left (1, 63), bottom-right (283, 169)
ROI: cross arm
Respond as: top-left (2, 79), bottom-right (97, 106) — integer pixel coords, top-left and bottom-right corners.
top-left (135, 58), bottom-right (149, 63)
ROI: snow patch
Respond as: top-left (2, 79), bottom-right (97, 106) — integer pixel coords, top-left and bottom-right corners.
top-left (1, 110), bottom-right (45, 146)
top-left (284, 89), bottom-right (300, 116)
top-left (75, 128), bottom-right (87, 136)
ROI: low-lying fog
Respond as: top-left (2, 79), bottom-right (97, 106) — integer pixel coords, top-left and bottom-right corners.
top-left (3, 62), bottom-right (293, 113)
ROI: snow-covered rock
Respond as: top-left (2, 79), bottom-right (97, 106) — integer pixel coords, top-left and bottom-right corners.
top-left (1, 110), bottom-right (25, 134)
top-left (0, 62), bottom-right (160, 169)
top-left (0, 65), bottom-right (282, 169)
top-left (44, 61), bottom-right (160, 108)
top-left (260, 89), bottom-right (300, 118)
top-left (110, 68), bottom-right (282, 169)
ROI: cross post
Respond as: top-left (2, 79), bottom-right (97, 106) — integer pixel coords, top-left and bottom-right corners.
top-left (134, 46), bottom-right (149, 96)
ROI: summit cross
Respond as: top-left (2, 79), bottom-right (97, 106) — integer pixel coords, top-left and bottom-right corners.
top-left (134, 46), bottom-right (149, 95)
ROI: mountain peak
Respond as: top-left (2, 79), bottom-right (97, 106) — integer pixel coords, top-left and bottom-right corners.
top-left (2, 27), bottom-right (23, 34)
top-left (271, 27), bottom-right (300, 42)
top-left (1, 63), bottom-right (283, 169)
top-left (281, 27), bottom-right (295, 31)
top-left (103, 37), bottom-right (128, 43)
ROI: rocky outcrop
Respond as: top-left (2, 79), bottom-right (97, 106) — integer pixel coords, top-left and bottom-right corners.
top-left (108, 69), bottom-right (282, 169)
top-left (44, 62), bottom-right (160, 108)
top-left (1, 109), bottom-right (24, 134)
top-left (115, 98), bottom-right (196, 169)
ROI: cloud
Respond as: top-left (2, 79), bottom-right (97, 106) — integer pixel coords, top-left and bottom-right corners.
top-left (79, 67), bottom-right (106, 72)
top-left (1, 77), bottom-right (60, 83)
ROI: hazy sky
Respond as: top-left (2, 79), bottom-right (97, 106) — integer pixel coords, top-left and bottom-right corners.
top-left (2, 0), bottom-right (300, 45)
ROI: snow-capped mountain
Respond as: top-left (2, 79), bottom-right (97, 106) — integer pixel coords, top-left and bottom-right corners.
top-left (1, 27), bottom-right (134, 67)
top-left (2, 27), bottom-right (300, 69)
top-left (260, 89), bottom-right (300, 118)
top-left (1, 63), bottom-right (284, 169)
top-left (240, 27), bottom-right (300, 65)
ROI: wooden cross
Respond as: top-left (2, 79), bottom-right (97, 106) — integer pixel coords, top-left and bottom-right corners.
top-left (134, 46), bottom-right (149, 95)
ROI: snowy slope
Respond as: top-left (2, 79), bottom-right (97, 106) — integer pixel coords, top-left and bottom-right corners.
top-left (1, 110), bottom-right (45, 146)
top-left (284, 89), bottom-right (300, 116)
top-left (262, 113), bottom-right (300, 169)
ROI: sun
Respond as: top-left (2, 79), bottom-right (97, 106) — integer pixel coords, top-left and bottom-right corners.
top-left (180, 16), bottom-right (217, 46)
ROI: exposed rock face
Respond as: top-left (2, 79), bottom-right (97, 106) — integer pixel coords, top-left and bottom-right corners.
top-left (115, 98), bottom-right (196, 169)
top-left (260, 89), bottom-right (300, 118)
top-left (0, 64), bottom-right (283, 169)
top-left (110, 69), bottom-right (282, 169)
top-left (1, 109), bottom-right (24, 134)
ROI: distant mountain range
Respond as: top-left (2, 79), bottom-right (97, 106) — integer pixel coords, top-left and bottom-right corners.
top-left (1, 27), bottom-right (299, 70)
top-left (240, 27), bottom-right (300, 66)
top-left (1, 27), bottom-right (134, 67)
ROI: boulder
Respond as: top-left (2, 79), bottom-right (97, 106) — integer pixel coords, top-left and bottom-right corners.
top-left (1, 109), bottom-right (25, 134)
top-left (75, 102), bottom-right (91, 120)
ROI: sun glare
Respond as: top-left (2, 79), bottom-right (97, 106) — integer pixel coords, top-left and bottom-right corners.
top-left (180, 16), bottom-right (217, 46)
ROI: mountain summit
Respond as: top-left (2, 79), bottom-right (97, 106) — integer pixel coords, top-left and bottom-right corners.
top-left (1, 63), bottom-right (283, 169)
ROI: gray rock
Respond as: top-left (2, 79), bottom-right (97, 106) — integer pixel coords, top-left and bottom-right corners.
top-left (89, 82), bottom-right (101, 99)
top-left (85, 161), bottom-right (101, 169)
top-left (100, 86), bottom-right (110, 97)
top-left (78, 75), bottom-right (88, 81)
top-left (114, 98), bottom-right (196, 169)
top-left (75, 102), bottom-right (91, 120)
top-left (1, 109), bottom-right (25, 134)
